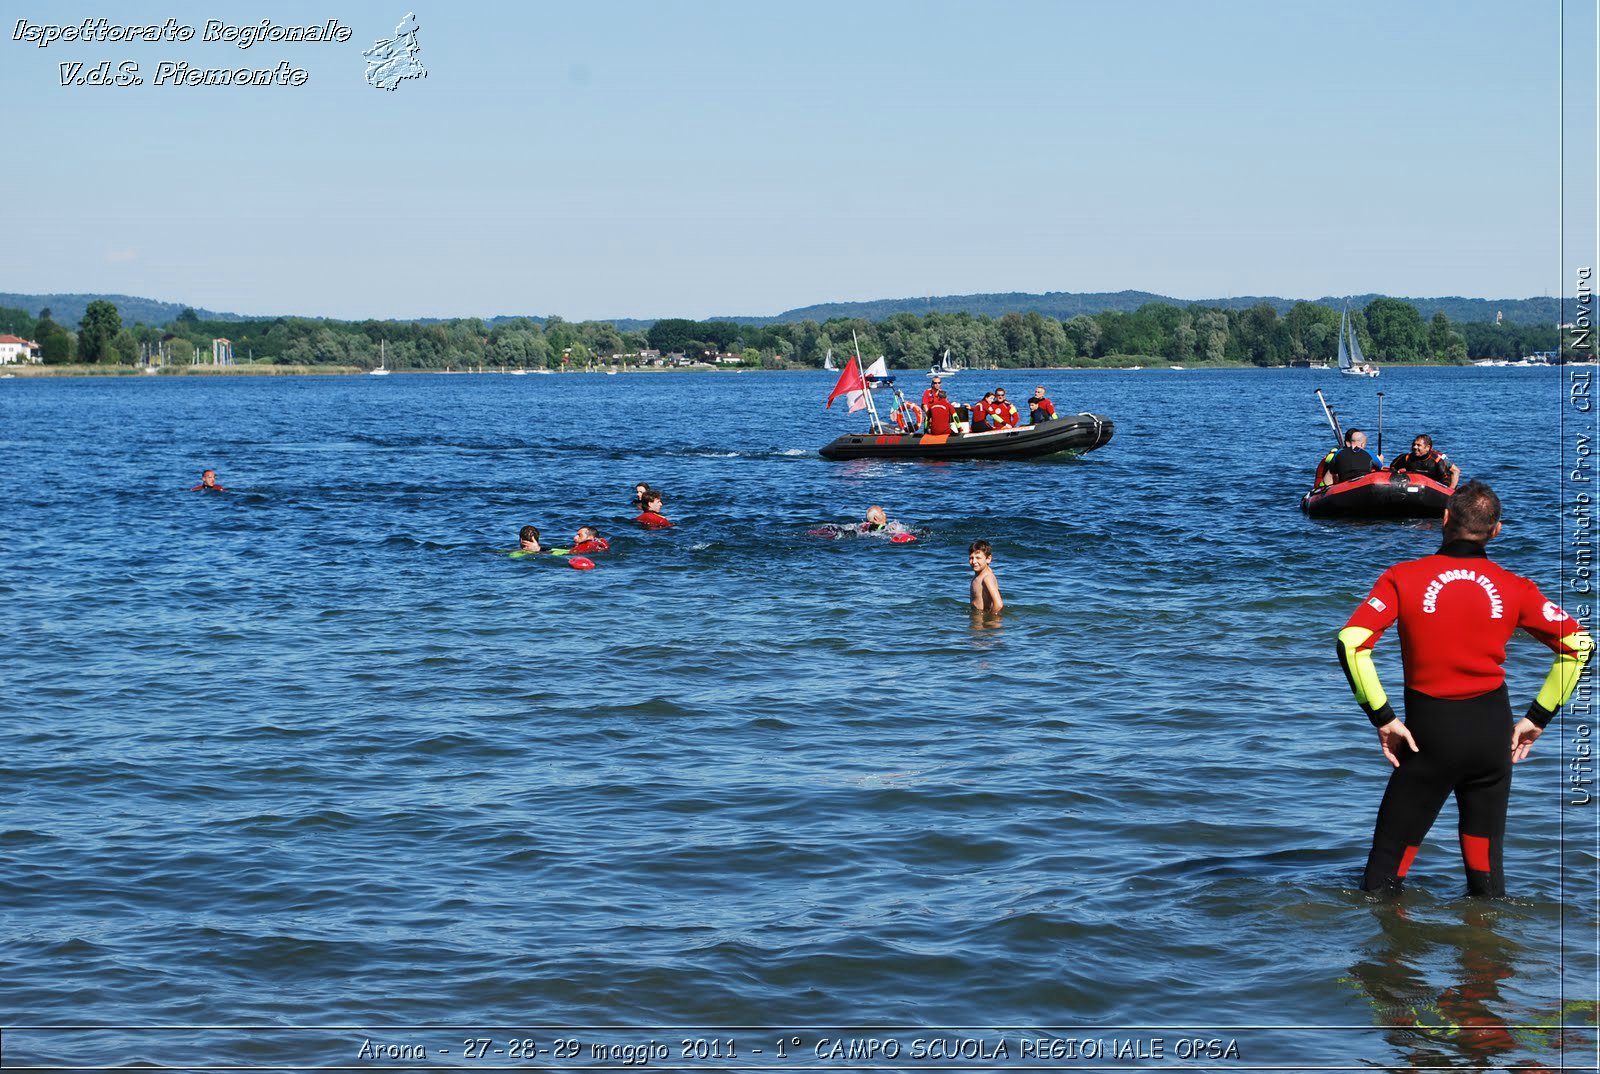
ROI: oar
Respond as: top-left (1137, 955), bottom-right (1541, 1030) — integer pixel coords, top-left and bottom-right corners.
top-left (1376, 391), bottom-right (1385, 461)
top-left (1314, 388), bottom-right (1342, 446)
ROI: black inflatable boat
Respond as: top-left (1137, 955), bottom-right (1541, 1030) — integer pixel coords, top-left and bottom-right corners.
top-left (819, 412), bottom-right (1114, 461)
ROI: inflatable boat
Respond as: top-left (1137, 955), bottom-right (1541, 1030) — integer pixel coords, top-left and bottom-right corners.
top-left (1301, 469), bottom-right (1451, 519)
top-left (819, 412), bottom-right (1114, 461)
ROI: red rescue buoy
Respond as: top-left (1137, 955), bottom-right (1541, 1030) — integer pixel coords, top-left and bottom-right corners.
top-left (567, 556), bottom-right (595, 570)
top-left (890, 532), bottom-right (916, 543)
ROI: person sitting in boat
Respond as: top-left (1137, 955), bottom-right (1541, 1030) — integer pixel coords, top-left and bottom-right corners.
top-left (927, 390), bottom-right (954, 435)
top-left (971, 391), bottom-right (992, 429)
top-left (1027, 385), bottom-right (1056, 424)
top-left (921, 375), bottom-right (945, 412)
top-left (1323, 428), bottom-right (1386, 486)
top-left (636, 491), bottom-right (673, 529)
top-left (1390, 434), bottom-right (1460, 490)
top-left (989, 388), bottom-right (1020, 428)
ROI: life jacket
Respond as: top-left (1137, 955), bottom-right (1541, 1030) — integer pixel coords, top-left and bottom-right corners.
top-left (1329, 446), bottom-right (1377, 483)
top-left (1394, 450), bottom-right (1449, 482)
top-left (572, 538), bottom-right (610, 553)
top-left (993, 402), bottom-right (1019, 427)
top-left (636, 512), bottom-right (672, 529)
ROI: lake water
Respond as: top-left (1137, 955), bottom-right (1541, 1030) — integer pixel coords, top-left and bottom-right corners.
top-left (2, 366), bottom-right (1595, 1071)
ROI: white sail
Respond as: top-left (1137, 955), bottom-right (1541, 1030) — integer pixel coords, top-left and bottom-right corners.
top-left (1337, 311), bottom-right (1350, 370)
top-left (823, 348), bottom-right (836, 372)
top-left (1346, 317), bottom-right (1367, 368)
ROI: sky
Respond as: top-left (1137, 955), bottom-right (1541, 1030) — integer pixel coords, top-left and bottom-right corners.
top-left (2, 0), bottom-right (1595, 321)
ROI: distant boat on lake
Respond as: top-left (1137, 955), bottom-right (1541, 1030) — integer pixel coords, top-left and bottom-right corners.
top-left (823, 349), bottom-right (837, 372)
top-left (369, 341), bottom-right (391, 376)
top-left (928, 349), bottom-right (961, 378)
top-left (1338, 309), bottom-right (1379, 377)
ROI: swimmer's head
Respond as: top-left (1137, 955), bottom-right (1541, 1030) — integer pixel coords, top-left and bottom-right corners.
top-left (519, 525), bottom-right (541, 550)
top-left (864, 505), bottom-right (887, 529)
top-left (575, 526), bottom-right (599, 543)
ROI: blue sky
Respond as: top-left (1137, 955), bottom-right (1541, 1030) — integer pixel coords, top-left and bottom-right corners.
top-left (2, 1), bottom-right (1594, 320)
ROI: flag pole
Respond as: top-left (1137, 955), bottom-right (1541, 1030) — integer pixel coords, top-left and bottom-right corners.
top-left (853, 331), bottom-right (883, 433)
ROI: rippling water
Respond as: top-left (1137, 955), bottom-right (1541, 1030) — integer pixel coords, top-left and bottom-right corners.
top-left (2, 367), bottom-right (1594, 1070)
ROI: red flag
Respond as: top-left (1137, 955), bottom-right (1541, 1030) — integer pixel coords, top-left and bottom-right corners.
top-left (826, 355), bottom-right (866, 411)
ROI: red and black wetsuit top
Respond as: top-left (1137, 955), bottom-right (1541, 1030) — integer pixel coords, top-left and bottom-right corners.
top-left (1392, 450), bottom-right (1451, 483)
top-left (927, 399), bottom-right (953, 434)
top-left (191, 483), bottom-right (227, 492)
top-left (992, 402), bottom-right (1019, 428)
top-left (1341, 539), bottom-right (1591, 727)
top-left (636, 512), bottom-right (672, 530)
top-left (921, 387), bottom-right (940, 410)
top-left (971, 400), bottom-right (989, 427)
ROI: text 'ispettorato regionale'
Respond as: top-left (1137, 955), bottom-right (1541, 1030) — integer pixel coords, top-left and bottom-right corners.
top-left (13, 18), bottom-right (353, 87)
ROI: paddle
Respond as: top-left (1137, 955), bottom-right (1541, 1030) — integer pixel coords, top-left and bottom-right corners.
top-left (1376, 391), bottom-right (1385, 461)
top-left (1314, 388), bottom-right (1343, 446)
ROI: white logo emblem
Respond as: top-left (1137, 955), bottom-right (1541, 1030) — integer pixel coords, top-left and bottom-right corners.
top-left (1544, 600), bottom-right (1571, 623)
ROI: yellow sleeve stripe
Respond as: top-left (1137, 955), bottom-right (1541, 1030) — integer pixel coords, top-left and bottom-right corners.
top-left (1337, 626), bottom-right (1389, 711)
top-left (1534, 630), bottom-right (1595, 712)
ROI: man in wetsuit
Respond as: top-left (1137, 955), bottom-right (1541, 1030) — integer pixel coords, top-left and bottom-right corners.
top-left (921, 376), bottom-right (944, 412)
top-left (1319, 428), bottom-right (1384, 487)
top-left (1027, 385), bottom-right (1057, 424)
top-left (1337, 481), bottom-right (1593, 895)
top-left (1390, 434), bottom-right (1461, 490)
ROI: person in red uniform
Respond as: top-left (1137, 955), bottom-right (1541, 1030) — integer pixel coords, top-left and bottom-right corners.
top-left (571, 526), bottom-right (610, 553)
top-left (1337, 481), bottom-right (1592, 895)
top-left (921, 376), bottom-right (944, 411)
top-left (191, 468), bottom-right (226, 492)
top-left (971, 391), bottom-right (994, 429)
top-left (636, 490), bottom-right (673, 529)
top-left (1027, 385), bottom-right (1057, 424)
top-left (989, 388), bottom-right (1020, 428)
top-left (926, 390), bottom-right (953, 435)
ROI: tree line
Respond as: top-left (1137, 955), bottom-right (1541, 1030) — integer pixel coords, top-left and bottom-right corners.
top-left (0, 298), bottom-right (1567, 371)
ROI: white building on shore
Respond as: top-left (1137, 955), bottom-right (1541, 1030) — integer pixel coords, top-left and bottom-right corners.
top-left (0, 335), bottom-right (41, 364)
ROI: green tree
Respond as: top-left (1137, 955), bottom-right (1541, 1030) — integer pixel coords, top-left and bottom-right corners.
top-left (176, 307), bottom-right (199, 325)
top-left (0, 306), bottom-right (35, 337)
top-left (78, 300), bottom-right (122, 363)
top-left (1064, 315), bottom-right (1102, 359)
top-left (1363, 298), bottom-right (1427, 361)
top-left (1426, 311), bottom-right (1466, 362)
top-left (40, 328), bottom-right (72, 364)
top-left (646, 318), bottom-right (698, 354)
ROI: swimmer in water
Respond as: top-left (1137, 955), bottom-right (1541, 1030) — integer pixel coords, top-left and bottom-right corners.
top-left (572, 526), bottom-right (610, 553)
top-left (969, 539), bottom-right (1003, 614)
top-left (860, 505), bottom-right (889, 533)
top-left (191, 468), bottom-right (226, 492)
top-left (509, 524), bottom-right (543, 557)
top-left (632, 482), bottom-right (652, 510)
top-left (637, 491), bottom-right (672, 529)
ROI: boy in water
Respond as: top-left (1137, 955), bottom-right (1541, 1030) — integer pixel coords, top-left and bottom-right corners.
top-left (969, 539), bottom-right (1003, 613)
top-left (510, 525), bottom-right (543, 557)
top-left (637, 491), bottom-right (672, 529)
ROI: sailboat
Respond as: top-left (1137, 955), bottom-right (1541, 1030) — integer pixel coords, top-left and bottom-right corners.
top-left (1338, 310), bottom-right (1378, 377)
top-left (927, 348), bottom-right (961, 379)
top-left (823, 349), bottom-right (837, 372)
top-left (369, 340), bottom-right (391, 376)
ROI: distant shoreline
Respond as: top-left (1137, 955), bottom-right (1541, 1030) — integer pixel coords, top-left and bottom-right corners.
top-left (0, 359), bottom-right (1489, 379)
